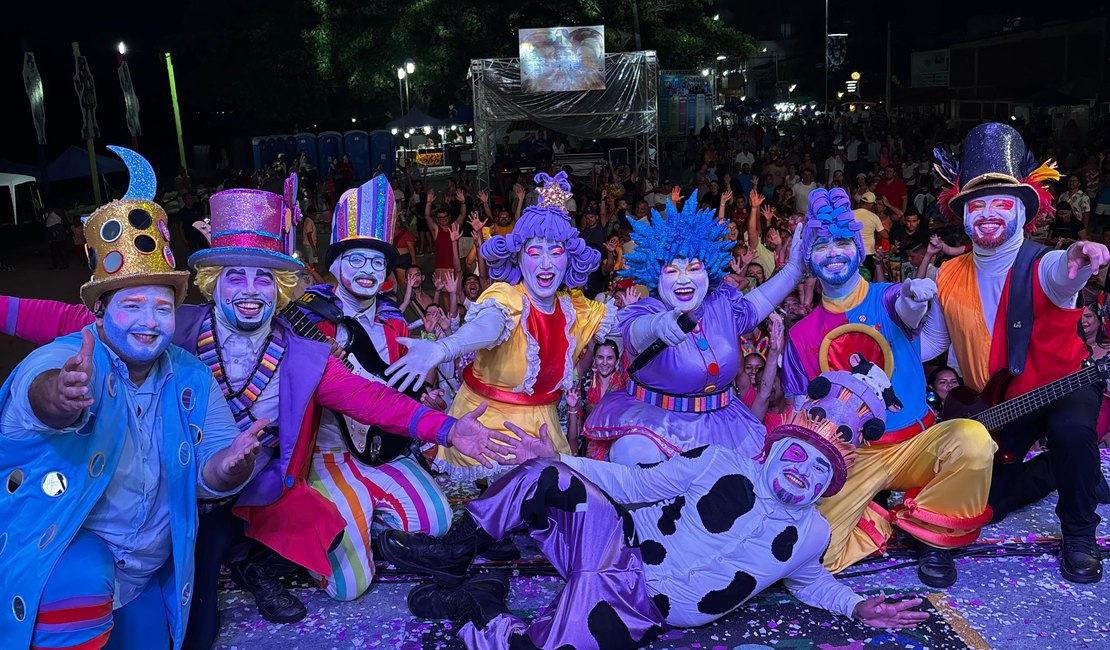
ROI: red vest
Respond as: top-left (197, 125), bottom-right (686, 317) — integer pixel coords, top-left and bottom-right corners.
top-left (989, 259), bottom-right (1085, 399)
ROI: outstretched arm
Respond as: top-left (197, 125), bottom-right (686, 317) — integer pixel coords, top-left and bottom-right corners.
top-left (385, 307), bottom-right (510, 392)
top-left (0, 296), bottom-right (96, 344)
top-left (1040, 243), bottom-right (1110, 308)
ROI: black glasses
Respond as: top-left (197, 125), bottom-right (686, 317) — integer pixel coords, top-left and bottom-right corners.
top-left (342, 253), bottom-right (387, 271)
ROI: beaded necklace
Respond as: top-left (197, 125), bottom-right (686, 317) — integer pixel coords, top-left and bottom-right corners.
top-left (197, 309), bottom-right (285, 444)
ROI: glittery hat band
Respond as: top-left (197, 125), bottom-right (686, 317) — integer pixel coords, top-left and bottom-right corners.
top-left (210, 229), bottom-right (284, 250)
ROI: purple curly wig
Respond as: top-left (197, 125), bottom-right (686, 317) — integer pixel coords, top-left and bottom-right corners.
top-left (480, 204), bottom-right (600, 288)
top-left (799, 187), bottom-right (863, 257)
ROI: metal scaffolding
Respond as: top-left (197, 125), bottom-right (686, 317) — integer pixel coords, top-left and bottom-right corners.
top-left (470, 51), bottom-right (659, 191)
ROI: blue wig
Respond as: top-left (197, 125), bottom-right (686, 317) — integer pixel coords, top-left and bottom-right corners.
top-left (799, 187), bottom-right (863, 257)
top-left (620, 190), bottom-right (733, 291)
top-left (480, 172), bottom-right (600, 288)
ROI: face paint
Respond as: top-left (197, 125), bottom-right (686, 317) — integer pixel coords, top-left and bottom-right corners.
top-left (808, 236), bottom-right (860, 287)
top-left (101, 286), bottom-right (176, 366)
top-left (339, 249), bottom-right (387, 300)
top-left (964, 194), bottom-right (1022, 249)
top-left (762, 438), bottom-right (833, 507)
top-left (520, 237), bottom-right (568, 305)
top-left (658, 257), bottom-right (709, 312)
top-left (216, 266), bottom-right (277, 332)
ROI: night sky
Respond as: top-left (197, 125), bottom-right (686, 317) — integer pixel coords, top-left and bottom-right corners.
top-left (0, 0), bottom-right (1100, 172)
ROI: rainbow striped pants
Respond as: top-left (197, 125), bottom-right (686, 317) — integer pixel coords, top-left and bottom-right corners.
top-left (307, 450), bottom-right (451, 601)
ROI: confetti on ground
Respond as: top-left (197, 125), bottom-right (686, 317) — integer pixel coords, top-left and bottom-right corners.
top-left (216, 451), bottom-right (1110, 649)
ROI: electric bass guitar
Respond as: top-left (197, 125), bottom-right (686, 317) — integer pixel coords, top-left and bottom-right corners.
top-left (280, 302), bottom-right (422, 466)
top-left (941, 355), bottom-right (1110, 463)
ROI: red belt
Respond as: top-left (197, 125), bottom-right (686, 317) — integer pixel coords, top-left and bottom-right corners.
top-left (873, 410), bottom-right (936, 445)
top-left (463, 366), bottom-right (563, 406)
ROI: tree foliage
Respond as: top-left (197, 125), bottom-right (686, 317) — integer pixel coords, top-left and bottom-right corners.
top-left (199, 0), bottom-right (755, 129)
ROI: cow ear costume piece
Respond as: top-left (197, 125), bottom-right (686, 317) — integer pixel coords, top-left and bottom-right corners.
top-left (761, 363), bottom-right (896, 497)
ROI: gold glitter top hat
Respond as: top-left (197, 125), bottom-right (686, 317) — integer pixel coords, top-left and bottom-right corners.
top-left (80, 146), bottom-right (190, 311)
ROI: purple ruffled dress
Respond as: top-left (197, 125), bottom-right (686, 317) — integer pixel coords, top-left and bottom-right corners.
top-left (583, 283), bottom-right (766, 462)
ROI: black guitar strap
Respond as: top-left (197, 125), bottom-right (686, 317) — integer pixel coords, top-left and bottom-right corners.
top-left (294, 291), bottom-right (345, 324)
top-left (1005, 240), bottom-right (1049, 376)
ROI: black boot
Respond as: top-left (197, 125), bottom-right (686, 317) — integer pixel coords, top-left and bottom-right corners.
top-left (480, 537), bottom-right (521, 562)
top-left (407, 572), bottom-right (511, 628)
top-left (917, 544), bottom-right (957, 588)
top-left (377, 512), bottom-right (495, 585)
top-left (229, 556), bottom-right (308, 624)
top-left (408, 572), bottom-right (510, 620)
top-left (1060, 535), bottom-right (1103, 584)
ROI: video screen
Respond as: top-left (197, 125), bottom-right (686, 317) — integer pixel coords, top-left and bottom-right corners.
top-left (519, 25), bottom-right (606, 93)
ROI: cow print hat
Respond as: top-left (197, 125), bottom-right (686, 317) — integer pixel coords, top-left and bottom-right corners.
top-left (761, 359), bottom-right (896, 498)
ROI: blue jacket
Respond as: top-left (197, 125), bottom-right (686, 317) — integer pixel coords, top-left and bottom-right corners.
top-left (0, 327), bottom-right (214, 649)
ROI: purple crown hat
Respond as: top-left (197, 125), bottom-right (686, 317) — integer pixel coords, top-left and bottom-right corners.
top-left (326, 175), bottom-right (398, 270)
top-left (188, 179), bottom-right (304, 271)
top-left (762, 355), bottom-right (898, 497)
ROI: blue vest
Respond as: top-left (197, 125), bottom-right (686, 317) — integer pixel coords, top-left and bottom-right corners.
top-left (0, 327), bottom-right (212, 649)
top-left (844, 283), bottom-right (929, 431)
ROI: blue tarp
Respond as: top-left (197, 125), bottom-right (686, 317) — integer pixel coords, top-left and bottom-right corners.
top-left (46, 146), bottom-right (127, 181)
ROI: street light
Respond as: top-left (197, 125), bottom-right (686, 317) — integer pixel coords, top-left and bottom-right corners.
top-left (716, 54), bottom-right (727, 61)
top-left (701, 68), bottom-right (710, 77)
top-left (788, 83), bottom-right (797, 92)
top-left (118, 42), bottom-right (126, 55)
top-left (405, 59), bottom-right (415, 75)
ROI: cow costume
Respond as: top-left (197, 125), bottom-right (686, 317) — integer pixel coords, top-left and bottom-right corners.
top-left (376, 366), bottom-right (928, 650)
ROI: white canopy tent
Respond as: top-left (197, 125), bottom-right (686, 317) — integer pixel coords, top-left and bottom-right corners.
top-left (0, 173), bottom-right (40, 225)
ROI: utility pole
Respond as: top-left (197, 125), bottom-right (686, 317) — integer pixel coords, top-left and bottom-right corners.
top-left (885, 20), bottom-right (892, 113)
top-left (165, 52), bottom-right (187, 172)
top-left (632, 0), bottom-right (642, 50)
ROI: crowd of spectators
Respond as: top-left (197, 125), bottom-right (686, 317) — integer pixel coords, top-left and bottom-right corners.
top-left (139, 112), bottom-right (1110, 448)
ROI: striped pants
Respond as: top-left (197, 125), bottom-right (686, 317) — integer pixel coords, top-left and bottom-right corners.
top-left (308, 451), bottom-right (451, 601)
top-left (31, 530), bottom-right (169, 650)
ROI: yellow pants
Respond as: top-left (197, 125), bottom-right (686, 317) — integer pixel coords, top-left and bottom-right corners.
top-left (819, 418), bottom-right (997, 573)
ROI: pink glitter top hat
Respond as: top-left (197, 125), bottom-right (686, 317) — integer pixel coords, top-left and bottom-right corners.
top-left (188, 181), bottom-right (303, 272)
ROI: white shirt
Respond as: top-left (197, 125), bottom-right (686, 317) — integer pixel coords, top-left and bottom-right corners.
top-left (734, 151), bottom-right (755, 167)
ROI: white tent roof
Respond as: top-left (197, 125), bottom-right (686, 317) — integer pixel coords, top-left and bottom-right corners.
top-left (0, 173), bottom-right (39, 224)
top-left (0, 173), bottom-right (36, 188)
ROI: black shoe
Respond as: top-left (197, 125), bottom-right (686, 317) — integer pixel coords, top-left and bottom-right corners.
top-left (229, 559), bottom-right (308, 624)
top-left (408, 572), bottom-right (510, 620)
top-left (480, 536), bottom-right (520, 561)
top-left (917, 544), bottom-right (957, 588)
top-left (1060, 536), bottom-right (1103, 584)
top-left (378, 513), bottom-right (495, 585)
top-left (407, 573), bottom-right (511, 628)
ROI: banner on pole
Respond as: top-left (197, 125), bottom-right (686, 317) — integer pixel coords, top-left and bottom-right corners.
top-left (22, 53), bottom-right (46, 145)
top-left (117, 61), bottom-right (141, 137)
top-left (826, 35), bottom-right (847, 70)
top-left (73, 54), bottom-right (100, 140)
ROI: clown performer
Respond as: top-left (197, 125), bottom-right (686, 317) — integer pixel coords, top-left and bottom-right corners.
top-left (385, 171), bottom-right (614, 477)
top-left (377, 366), bottom-right (927, 650)
top-left (292, 175), bottom-right (518, 594)
top-left (780, 186), bottom-right (995, 587)
top-left (581, 190), bottom-right (805, 465)
top-left (0, 151), bottom-right (511, 646)
top-left (924, 123), bottom-right (1110, 583)
top-left (0, 149), bottom-right (266, 650)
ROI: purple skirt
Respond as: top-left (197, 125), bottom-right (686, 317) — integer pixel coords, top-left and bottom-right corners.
top-left (583, 388), bottom-right (766, 462)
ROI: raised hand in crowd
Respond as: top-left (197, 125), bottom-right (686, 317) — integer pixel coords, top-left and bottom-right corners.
top-left (448, 222), bottom-right (462, 242)
top-left (477, 189), bottom-right (489, 204)
top-left (749, 186), bottom-right (765, 208)
top-left (619, 286), bottom-right (641, 307)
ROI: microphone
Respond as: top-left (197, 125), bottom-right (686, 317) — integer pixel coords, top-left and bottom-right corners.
top-left (628, 312), bottom-right (697, 376)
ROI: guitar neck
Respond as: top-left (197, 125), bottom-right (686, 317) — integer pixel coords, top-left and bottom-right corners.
top-left (279, 304), bottom-right (354, 370)
top-left (974, 365), bottom-right (1101, 432)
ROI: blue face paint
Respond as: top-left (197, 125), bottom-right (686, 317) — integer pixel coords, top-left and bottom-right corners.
top-left (102, 286), bottom-right (176, 365)
top-left (216, 266), bottom-right (277, 332)
top-left (808, 236), bottom-right (861, 288)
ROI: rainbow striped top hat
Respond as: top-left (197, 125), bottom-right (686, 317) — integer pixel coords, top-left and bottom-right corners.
top-left (326, 175), bottom-right (398, 270)
top-left (188, 173), bottom-right (304, 271)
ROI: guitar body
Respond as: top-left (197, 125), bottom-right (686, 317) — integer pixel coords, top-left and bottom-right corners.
top-left (941, 371), bottom-right (1015, 426)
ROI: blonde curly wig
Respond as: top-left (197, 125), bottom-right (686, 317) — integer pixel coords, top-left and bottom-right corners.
top-left (194, 266), bottom-right (301, 311)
